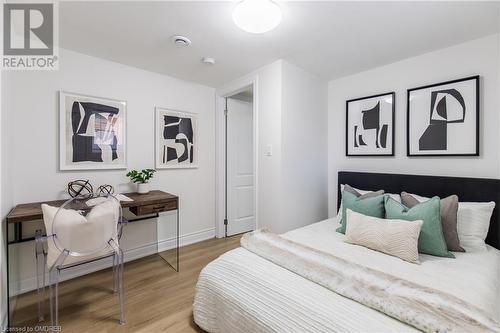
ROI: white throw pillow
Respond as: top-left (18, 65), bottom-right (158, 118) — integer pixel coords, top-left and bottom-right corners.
top-left (456, 202), bottom-right (495, 252)
top-left (41, 199), bottom-right (120, 267)
top-left (402, 192), bottom-right (495, 252)
top-left (337, 184), bottom-right (401, 218)
top-left (344, 209), bottom-right (423, 263)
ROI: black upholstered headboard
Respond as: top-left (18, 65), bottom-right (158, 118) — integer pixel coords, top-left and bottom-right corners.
top-left (338, 171), bottom-right (500, 250)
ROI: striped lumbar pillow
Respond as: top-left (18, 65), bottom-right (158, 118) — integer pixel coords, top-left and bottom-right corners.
top-left (344, 209), bottom-right (423, 264)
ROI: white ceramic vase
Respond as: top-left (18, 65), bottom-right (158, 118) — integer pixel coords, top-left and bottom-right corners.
top-left (137, 182), bottom-right (150, 194)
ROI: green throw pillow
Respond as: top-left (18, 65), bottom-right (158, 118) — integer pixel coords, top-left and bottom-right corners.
top-left (337, 191), bottom-right (385, 234)
top-left (384, 196), bottom-right (454, 258)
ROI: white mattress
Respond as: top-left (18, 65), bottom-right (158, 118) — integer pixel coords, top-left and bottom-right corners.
top-left (194, 217), bottom-right (500, 333)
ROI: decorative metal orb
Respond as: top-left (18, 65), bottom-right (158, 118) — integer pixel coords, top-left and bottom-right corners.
top-left (97, 184), bottom-right (115, 196)
top-left (67, 180), bottom-right (94, 199)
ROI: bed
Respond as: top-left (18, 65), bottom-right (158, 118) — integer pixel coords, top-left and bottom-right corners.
top-left (193, 172), bottom-right (500, 333)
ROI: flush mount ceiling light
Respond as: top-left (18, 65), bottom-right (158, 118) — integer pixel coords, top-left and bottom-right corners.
top-left (232, 0), bottom-right (282, 34)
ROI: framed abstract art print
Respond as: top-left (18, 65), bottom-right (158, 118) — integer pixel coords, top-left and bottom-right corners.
top-left (155, 107), bottom-right (198, 169)
top-left (59, 91), bottom-right (127, 170)
top-left (407, 76), bottom-right (479, 156)
top-left (346, 92), bottom-right (395, 156)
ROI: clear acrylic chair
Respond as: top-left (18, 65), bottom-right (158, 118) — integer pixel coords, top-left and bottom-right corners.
top-left (35, 194), bottom-right (126, 327)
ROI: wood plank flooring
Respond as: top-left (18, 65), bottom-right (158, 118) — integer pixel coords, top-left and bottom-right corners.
top-left (11, 235), bottom-right (242, 332)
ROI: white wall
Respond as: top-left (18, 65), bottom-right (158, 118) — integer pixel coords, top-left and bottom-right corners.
top-left (496, 5), bottom-right (500, 266)
top-left (328, 34), bottom-right (500, 216)
top-left (280, 61), bottom-right (328, 232)
top-left (2, 48), bottom-right (216, 294)
top-left (1, 50), bottom-right (10, 327)
top-left (218, 60), bottom-right (328, 234)
top-left (216, 61), bottom-right (284, 235)
top-left (254, 61), bottom-right (284, 231)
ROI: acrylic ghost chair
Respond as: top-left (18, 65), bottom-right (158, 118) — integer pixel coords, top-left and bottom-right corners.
top-left (35, 195), bottom-right (126, 327)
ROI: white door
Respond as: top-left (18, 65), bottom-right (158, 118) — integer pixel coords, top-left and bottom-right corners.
top-left (227, 98), bottom-right (255, 236)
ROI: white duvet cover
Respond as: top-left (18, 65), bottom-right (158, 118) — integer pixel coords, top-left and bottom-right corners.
top-left (193, 217), bottom-right (500, 333)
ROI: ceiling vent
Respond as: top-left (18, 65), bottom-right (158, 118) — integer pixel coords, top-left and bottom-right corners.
top-left (172, 35), bottom-right (191, 47)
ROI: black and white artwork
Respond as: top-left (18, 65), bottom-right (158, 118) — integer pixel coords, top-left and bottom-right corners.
top-left (346, 92), bottom-right (395, 156)
top-left (155, 107), bottom-right (198, 169)
top-left (60, 91), bottom-right (127, 170)
top-left (407, 76), bottom-right (479, 156)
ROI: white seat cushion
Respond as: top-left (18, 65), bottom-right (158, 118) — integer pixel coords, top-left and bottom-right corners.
top-left (41, 199), bottom-right (120, 268)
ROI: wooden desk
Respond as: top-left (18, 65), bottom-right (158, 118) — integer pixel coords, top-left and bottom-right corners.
top-left (4, 190), bottom-right (180, 327)
top-left (6, 191), bottom-right (179, 251)
top-left (6, 190), bottom-right (178, 224)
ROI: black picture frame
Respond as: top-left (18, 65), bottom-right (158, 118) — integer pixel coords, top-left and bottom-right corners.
top-left (346, 92), bottom-right (395, 157)
top-left (406, 75), bottom-right (479, 157)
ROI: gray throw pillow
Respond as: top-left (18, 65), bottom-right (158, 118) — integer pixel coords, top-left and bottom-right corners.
top-left (401, 192), bottom-right (464, 252)
top-left (338, 185), bottom-right (385, 221)
top-left (344, 184), bottom-right (384, 199)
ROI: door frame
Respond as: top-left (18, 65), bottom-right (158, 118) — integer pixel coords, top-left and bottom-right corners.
top-left (215, 75), bottom-right (259, 238)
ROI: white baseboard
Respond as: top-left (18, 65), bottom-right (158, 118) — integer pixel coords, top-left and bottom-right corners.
top-left (157, 227), bottom-right (215, 252)
top-left (10, 228), bottom-right (215, 296)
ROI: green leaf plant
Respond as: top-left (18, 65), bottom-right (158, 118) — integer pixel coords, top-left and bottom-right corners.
top-left (126, 169), bottom-right (156, 184)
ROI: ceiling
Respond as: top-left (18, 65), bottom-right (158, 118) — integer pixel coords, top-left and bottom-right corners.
top-left (60, 1), bottom-right (500, 87)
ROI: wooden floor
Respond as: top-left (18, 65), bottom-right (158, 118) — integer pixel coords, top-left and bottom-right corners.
top-left (12, 235), bottom-right (242, 332)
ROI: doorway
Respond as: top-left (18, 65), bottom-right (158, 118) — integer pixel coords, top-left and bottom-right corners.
top-left (225, 86), bottom-right (255, 236)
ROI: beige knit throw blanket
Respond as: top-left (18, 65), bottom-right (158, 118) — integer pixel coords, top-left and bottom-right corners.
top-left (241, 230), bottom-right (500, 333)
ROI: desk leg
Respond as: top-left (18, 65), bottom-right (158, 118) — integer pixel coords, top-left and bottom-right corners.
top-left (176, 207), bottom-right (179, 272)
top-left (156, 208), bottom-right (179, 272)
top-left (6, 221), bottom-right (10, 328)
top-left (14, 223), bottom-right (22, 243)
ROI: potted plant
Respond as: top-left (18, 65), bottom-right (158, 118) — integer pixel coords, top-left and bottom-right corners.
top-left (126, 169), bottom-right (156, 194)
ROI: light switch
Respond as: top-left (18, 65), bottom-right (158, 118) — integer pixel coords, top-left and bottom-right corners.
top-left (265, 144), bottom-right (273, 156)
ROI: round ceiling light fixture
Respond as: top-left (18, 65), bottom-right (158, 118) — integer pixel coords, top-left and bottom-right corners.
top-left (232, 0), bottom-right (282, 34)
